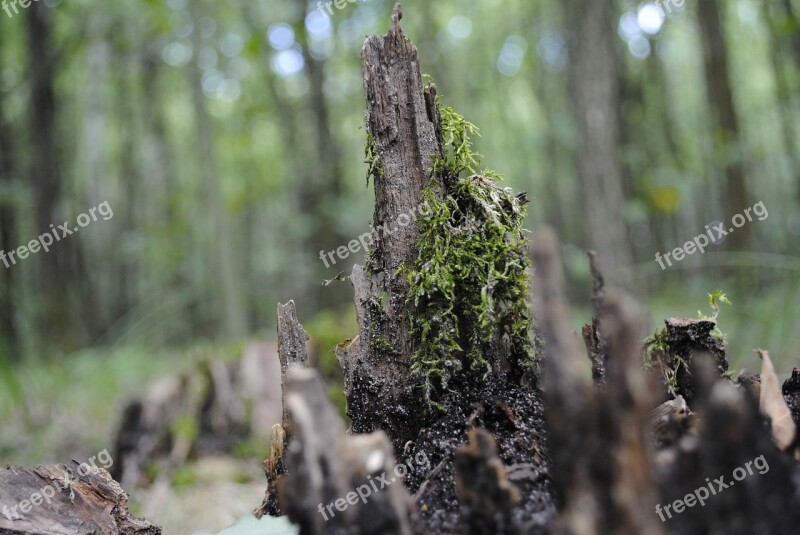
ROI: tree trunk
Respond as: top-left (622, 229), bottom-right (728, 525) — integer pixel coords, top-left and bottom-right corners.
top-left (0, 34), bottom-right (18, 359)
top-left (336, 4), bottom-right (443, 445)
top-left (567, 0), bottom-right (633, 280)
top-left (696, 0), bottom-right (751, 250)
top-left (27, 2), bottom-right (79, 349)
top-left (188, 2), bottom-right (247, 341)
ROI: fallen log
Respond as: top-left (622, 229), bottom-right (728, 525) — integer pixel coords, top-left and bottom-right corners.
top-left (0, 462), bottom-right (160, 534)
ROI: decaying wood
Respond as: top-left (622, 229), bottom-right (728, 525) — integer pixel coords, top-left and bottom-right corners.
top-left (783, 367), bottom-right (800, 428)
top-left (582, 250), bottom-right (610, 384)
top-left (336, 2), bottom-right (444, 445)
top-left (660, 318), bottom-right (728, 403)
top-left (0, 463), bottom-right (160, 534)
top-left (650, 395), bottom-right (692, 446)
top-left (279, 367), bottom-right (413, 535)
top-left (112, 342), bottom-right (275, 489)
top-left (258, 7), bottom-right (800, 535)
top-left (276, 300), bottom-right (310, 434)
top-left (758, 349), bottom-right (797, 451)
top-left (258, 300), bottom-right (310, 517)
top-left (533, 227), bottom-right (663, 535)
top-left (454, 429), bottom-right (521, 534)
top-left (654, 360), bottom-right (800, 535)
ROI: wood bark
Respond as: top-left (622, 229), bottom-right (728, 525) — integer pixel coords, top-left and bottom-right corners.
top-left (278, 368), bottom-right (413, 535)
top-left (257, 301), bottom-right (310, 517)
top-left (532, 227), bottom-right (663, 535)
top-left (0, 463), bottom-right (160, 534)
top-left (336, 4), bottom-right (444, 445)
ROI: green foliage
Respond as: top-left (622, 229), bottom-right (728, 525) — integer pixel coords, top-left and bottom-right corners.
top-left (305, 308), bottom-right (358, 418)
top-left (402, 96), bottom-right (533, 407)
top-left (698, 290), bottom-right (732, 342)
top-left (699, 290), bottom-right (731, 321)
top-left (170, 414), bottom-right (199, 443)
top-left (170, 464), bottom-right (199, 489)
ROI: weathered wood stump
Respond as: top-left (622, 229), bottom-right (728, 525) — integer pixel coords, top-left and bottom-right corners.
top-left (256, 6), bottom-right (800, 535)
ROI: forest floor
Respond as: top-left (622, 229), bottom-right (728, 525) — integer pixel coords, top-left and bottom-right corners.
top-left (0, 280), bottom-right (797, 532)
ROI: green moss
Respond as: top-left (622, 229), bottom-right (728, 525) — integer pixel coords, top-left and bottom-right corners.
top-left (369, 336), bottom-right (398, 358)
top-left (365, 131), bottom-right (384, 186)
top-left (401, 92), bottom-right (534, 407)
top-left (644, 289), bottom-right (731, 396)
top-left (697, 290), bottom-right (731, 342)
top-left (644, 325), bottom-right (685, 397)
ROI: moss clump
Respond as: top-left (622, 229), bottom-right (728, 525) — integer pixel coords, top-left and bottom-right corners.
top-left (365, 131), bottom-right (384, 186)
top-left (644, 290), bottom-right (731, 397)
top-left (644, 325), bottom-right (685, 397)
top-left (403, 95), bottom-right (533, 407)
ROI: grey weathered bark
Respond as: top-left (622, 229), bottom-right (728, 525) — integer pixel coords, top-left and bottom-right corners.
top-left (696, 0), bottom-right (751, 250)
top-left (336, 4), bottom-right (443, 445)
top-left (278, 368), bottom-right (413, 535)
top-left (257, 301), bottom-right (310, 517)
top-left (258, 6), bottom-right (800, 534)
top-left (567, 0), bottom-right (633, 280)
top-left (0, 463), bottom-right (161, 534)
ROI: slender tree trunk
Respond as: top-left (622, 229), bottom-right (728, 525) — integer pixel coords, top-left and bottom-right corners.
top-left (77, 22), bottom-right (110, 342)
top-left (696, 0), bottom-right (750, 250)
top-left (188, 3), bottom-right (247, 341)
top-left (27, 2), bottom-right (79, 349)
top-left (764, 0), bottom-right (800, 202)
top-left (0, 62), bottom-right (17, 358)
top-left (111, 28), bottom-right (139, 328)
top-left (781, 0), bottom-right (800, 70)
top-left (567, 0), bottom-right (633, 279)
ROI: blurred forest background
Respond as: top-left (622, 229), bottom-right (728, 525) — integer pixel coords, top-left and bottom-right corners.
top-left (1, 0), bottom-right (800, 529)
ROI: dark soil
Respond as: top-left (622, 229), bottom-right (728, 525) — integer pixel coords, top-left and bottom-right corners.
top-left (388, 372), bottom-right (556, 534)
